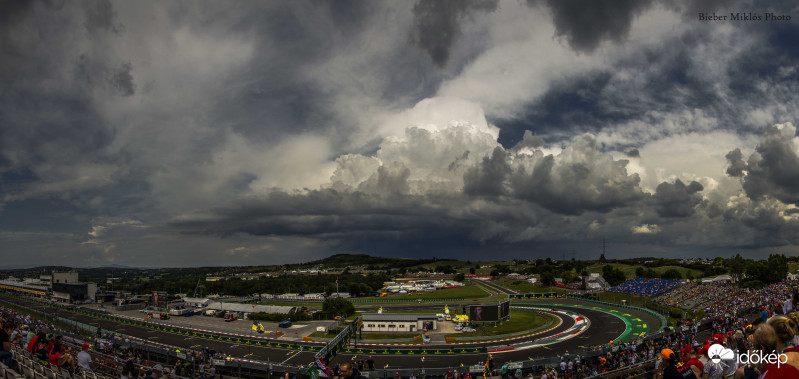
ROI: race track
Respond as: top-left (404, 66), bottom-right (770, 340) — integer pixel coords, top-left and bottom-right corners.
top-left (0, 293), bottom-right (660, 370)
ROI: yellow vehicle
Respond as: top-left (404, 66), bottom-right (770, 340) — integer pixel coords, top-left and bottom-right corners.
top-left (252, 321), bottom-right (265, 333)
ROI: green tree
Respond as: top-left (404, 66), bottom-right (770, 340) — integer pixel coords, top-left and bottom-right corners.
top-left (322, 297), bottom-right (355, 318)
top-left (728, 254), bottom-right (746, 283)
top-left (540, 271), bottom-right (556, 286)
top-left (469, 267), bottom-right (476, 275)
top-left (661, 269), bottom-right (682, 280)
top-left (602, 265), bottom-right (626, 286)
top-left (454, 273), bottom-right (465, 282)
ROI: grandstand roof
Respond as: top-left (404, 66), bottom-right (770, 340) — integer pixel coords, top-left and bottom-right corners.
top-left (205, 302), bottom-right (297, 314)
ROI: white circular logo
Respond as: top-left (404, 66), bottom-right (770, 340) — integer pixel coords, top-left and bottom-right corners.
top-left (708, 344), bottom-right (734, 363)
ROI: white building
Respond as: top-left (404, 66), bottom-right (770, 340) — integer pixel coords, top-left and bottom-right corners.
top-left (361, 313), bottom-right (438, 333)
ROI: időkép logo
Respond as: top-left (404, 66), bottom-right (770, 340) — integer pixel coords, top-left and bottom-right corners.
top-left (709, 344), bottom-right (788, 368)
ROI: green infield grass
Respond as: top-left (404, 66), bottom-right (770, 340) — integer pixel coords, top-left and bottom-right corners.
top-left (446, 310), bottom-right (552, 338)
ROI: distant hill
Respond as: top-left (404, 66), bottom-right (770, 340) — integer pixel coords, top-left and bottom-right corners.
top-left (307, 254), bottom-right (452, 269)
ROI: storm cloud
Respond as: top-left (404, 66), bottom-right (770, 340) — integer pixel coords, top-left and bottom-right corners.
top-left (654, 179), bottom-right (704, 218)
top-left (410, 0), bottom-right (498, 67)
top-left (729, 123), bottom-right (799, 205)
top-left (541, 0), bottom-right (653, 52)
top-left (3, 0), bottom-right (799, 267)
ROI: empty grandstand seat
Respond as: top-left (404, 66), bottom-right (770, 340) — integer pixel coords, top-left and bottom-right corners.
top-left (20, 365), bottom-right (33, 379)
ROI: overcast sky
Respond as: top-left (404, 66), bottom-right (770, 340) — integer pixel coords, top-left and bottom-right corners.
top-left (2, 0), bottom-right (799, 268)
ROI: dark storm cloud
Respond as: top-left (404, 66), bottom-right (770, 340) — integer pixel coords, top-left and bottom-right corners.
top-left (730, 125), bottom-right (799, 205)
top-left (540, 0), bottom-right (652, 52)
top-left (410, 0), bottom-right (498, 67)
top-left (447, 151), bottom-right (470, 172)
top-left (0, 2), bottom-right (114, 177)
top-left (653, 179), bottom-right (704, 218)
top-left (357, 164), bottom-right (411, 196)
top-left (508, 135), bottom-right (645, 214)
top-left (497, 18), bottom-right (799, 148)
top-left (463, 147), bottom-right (509, 196)
top-left (723, 198), bottom-right (799, 246)
top-left (108, 62), bottom-right (135, 96)
top-left (173, 189), bottom-right (473, 239)
top-left (512, 131), bottom-right (545, 150)
top-left (624, 149), bottom-right (640, 158)
top-left (725, 148), bottom-right (746, 177)
top-left (201, 1), bottom-right (446, 149)
top-left (83, 0), bottom-right (119, 34)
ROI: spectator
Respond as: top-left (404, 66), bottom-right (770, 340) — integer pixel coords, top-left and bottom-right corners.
top-left (0, 318), bottom-right (14, 368)
top-left (121, 359), bottom-right (138, 379)
top-left (339, 361), bottom-right (367, 379)
top-left (767, 315), bottom-right (799, 371)
top-left (77, 343), bottom-right (95, 372)
top-left (746, 323), bottom-right (799, 378)
top-left (659, 349), bottom-right (698, 379)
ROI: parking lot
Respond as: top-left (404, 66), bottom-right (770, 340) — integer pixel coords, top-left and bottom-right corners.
top-left (83, 303), bottom-right (338, 340)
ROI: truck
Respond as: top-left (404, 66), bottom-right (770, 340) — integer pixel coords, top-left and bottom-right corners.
top-left (224, 312), bottom-right (238, 322)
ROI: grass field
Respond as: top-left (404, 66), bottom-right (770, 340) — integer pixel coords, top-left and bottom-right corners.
top-left (308, 331), bottom-right (423, 343)
top-left (494, 278), bottom-right (572, 295)
top-left (377, 285), bottom-right (490, 300)
top-left (446, 310), bottom-right (552, 338)
top-left (586, 263), bottom-right (704, 280)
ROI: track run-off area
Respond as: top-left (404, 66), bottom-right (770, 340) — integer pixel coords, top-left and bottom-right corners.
top-left (0, 293), bottom-right (660, 370)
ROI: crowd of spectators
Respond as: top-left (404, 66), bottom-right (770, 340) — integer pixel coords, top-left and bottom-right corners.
top-left (654, 279), bottom-right (799, 319)
top-left (608, 278), bottom-right (682, 297)
top-left (5, 275), bottom-right (799, 379)
top-left (0, 304), bottom-right (231, 379)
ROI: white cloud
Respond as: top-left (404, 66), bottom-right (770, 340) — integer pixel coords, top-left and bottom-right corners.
top-left (631, 224), bottom-right (661, 234)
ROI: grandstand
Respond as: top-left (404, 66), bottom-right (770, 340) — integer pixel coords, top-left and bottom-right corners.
top-left (607, 278), bottom-right (682, 297)
top-left (653, 281), bottom-right (749, 316)
top-left (3, 343), bottom-right (117, 379)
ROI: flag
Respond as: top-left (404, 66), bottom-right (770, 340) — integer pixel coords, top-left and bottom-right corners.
top-left (307, 365), bottom-right (320, 379)
top-left (307, 359), bottom-right (328, 378)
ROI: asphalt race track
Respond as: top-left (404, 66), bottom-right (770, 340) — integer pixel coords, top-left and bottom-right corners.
top-left (0, 294), bottom-right (659, 370)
